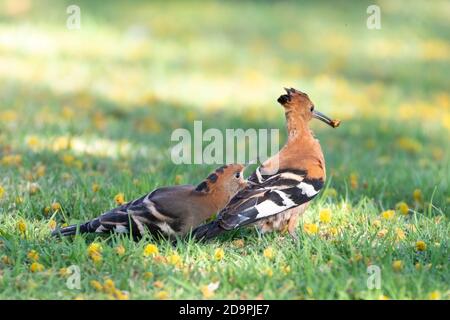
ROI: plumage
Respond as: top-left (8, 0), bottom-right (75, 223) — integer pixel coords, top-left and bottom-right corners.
top-left (52, 164), bottom-right (247, 239)
top-left (193, 88), bottom-right (340, 240)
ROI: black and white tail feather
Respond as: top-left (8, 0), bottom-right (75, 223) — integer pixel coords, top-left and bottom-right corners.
top-left (52, 188), bottom-right (184, 239)
top-left (192, 167), bottom-right (323, 240)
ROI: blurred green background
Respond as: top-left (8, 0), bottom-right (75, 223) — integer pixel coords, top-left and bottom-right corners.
top-left (1, 0), bottom-right (448, 208)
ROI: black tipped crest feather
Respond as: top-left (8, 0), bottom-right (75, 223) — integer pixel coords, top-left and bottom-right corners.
top-left (195, 181), bottom-right (209, 192)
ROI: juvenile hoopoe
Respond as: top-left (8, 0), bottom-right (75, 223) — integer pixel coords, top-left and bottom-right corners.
top-left (52, 164), bottom-right (247, 239)
top-left (193, 88), bottom-right (340, 240)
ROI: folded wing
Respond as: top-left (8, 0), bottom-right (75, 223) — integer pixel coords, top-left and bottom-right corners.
top-left (217, 167), bottom-right (324, 230)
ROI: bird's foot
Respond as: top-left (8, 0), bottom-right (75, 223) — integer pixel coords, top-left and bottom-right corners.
top-left (288, 230), bottom-right (299, 242)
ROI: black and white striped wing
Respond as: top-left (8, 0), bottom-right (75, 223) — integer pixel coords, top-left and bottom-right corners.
top-left (218, 168), bottom-right (324, 230)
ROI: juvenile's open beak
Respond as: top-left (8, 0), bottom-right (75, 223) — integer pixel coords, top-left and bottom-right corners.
top-left (313, 110), bottom-right (341, 128)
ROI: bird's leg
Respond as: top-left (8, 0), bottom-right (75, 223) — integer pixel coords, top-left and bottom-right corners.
top-left (255, 227), bottom-right (263, 241)
top-left (288, 229), bottom-right (299, 242)
top-left (254, 226), bottom-right (267, 241)
top-left (287, 212), bottom-right (300, 242)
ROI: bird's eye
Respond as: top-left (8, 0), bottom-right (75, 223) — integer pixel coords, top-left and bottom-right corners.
top-left (310, 105), bottom-right (315, 112)
top-left (234, 172), bottom-right (241, 179)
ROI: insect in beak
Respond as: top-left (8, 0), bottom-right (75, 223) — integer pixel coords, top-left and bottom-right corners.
top-left (312, 110), bottom-right (341, 128)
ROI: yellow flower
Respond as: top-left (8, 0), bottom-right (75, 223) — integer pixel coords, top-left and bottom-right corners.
top-left (174, 175), bottom-right (183, 184)
top-left (392, 260), bottom-right (403, 272)
top-left (90, 280), bottom-right (103, 291)
top-left (115, 245), bottom-right (126, 256)
top-left (48, 219), bottom-right (57, 230)
top-left (0, 185), bottom-right (4, 199)
top-left (378, 295), bottom-right (390, 300)
top-left (304, 223), bottom-right (318, 235)
top-left (329, 227), bottom-right (338, 236)
top-left (281, 265), bottom-right (291, 274)
top-left (349, 173), bottom-right (359, 189)
top-left (113, 289), bottom-right (129, 300)
top-left (90, 253), bottom-right (102, 263)
top-left (154, 291), bottom-right (169, 300)
top-left (214, 248), bottom-right (225, 261)
top-left (26, 135), bottom-right (40, 150)
top-left (415, 263), bottom-right (421, 270)
top-left (319, 208), bottom-right (332, 224)
top-left (114, 193), bottom-right (125, 205)
top-left (52, 136), bottom-right (71, 151)
top-left (62, 154), bottom-right (75, 166)
top-left (381, 210), bottom-right (395, 220)
top-left (200, 282), bottom-right (219, 299)
top-left (143, 244), bottom-right (159, 257)
top-left (353, 253), bottom-right (363, 262)
top-left (263, 247), bottom-right (274, 260)
top-left (395, 202), bottom-right (409, 215)
top-left (27, 250), bottom-right (39, 261)
top-left (377, 229), bottom-right (388, 238)
top-left (103, 279), bottom-right (116, 294)
top-left (1, 154), bottom-right (22, 166)
top-left (372, 219), bottom-right (382, 228)
top-left (87, 242), bottom-right (102, 263)
top-left (59, 268), bottom-right (69, 276)
top-left (87, 243), bottom-right (102, 255)
top-left (264, 267), bottom-right (273, 277)
top-left (232, 239), bottom-right (245, 248)
top-left (51, 202), bottom-right (61, 212)
top-left (17, 219), bottom-right (27, 234)
top-left (397, 137), bottom-right (422, 153)
top-left (30, 262), bottom-right (44, 273)
top-left (416, 240), bottom-right (427, 251)
top-left (413, 189), bottom-right (423, 203)
top-left (42, 206), bottom-right (50, 215)
top-left (62, 106), bottom-right (75, 119)
top-left (144, 272), bottom-right (153, 280)
top-left (395, 228), bottom-right (406, 241)
top-left (428, 291), bottom-right (441, 300)
top-left (1, 255), bottom-right (12, 265)
top-left (167, 253), bottom-right (181, 266)
top-left (92, 183), bottom-right (100, 192)
top-left (36, 165), bottom-right (46, 178)
top-left (0, 110), bottom-right (17, 122)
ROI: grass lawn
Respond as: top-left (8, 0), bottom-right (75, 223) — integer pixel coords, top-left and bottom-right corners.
top-left (0, 0), bottom-right (448, 299)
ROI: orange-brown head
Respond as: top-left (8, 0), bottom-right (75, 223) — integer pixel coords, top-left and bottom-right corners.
top-left (277, 88), bottom-right (341, 128)
top-left (195, 164), bottom-right (247, 203)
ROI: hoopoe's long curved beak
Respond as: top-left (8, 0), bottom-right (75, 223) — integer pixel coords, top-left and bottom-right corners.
top-left (313, 110), bottom-right (341, 128)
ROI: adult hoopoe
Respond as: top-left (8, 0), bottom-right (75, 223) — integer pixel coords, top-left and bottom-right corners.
top-left (52, 164), bottom-right (247, 239)
top-left (192, 88), bottom-right (340, 240)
